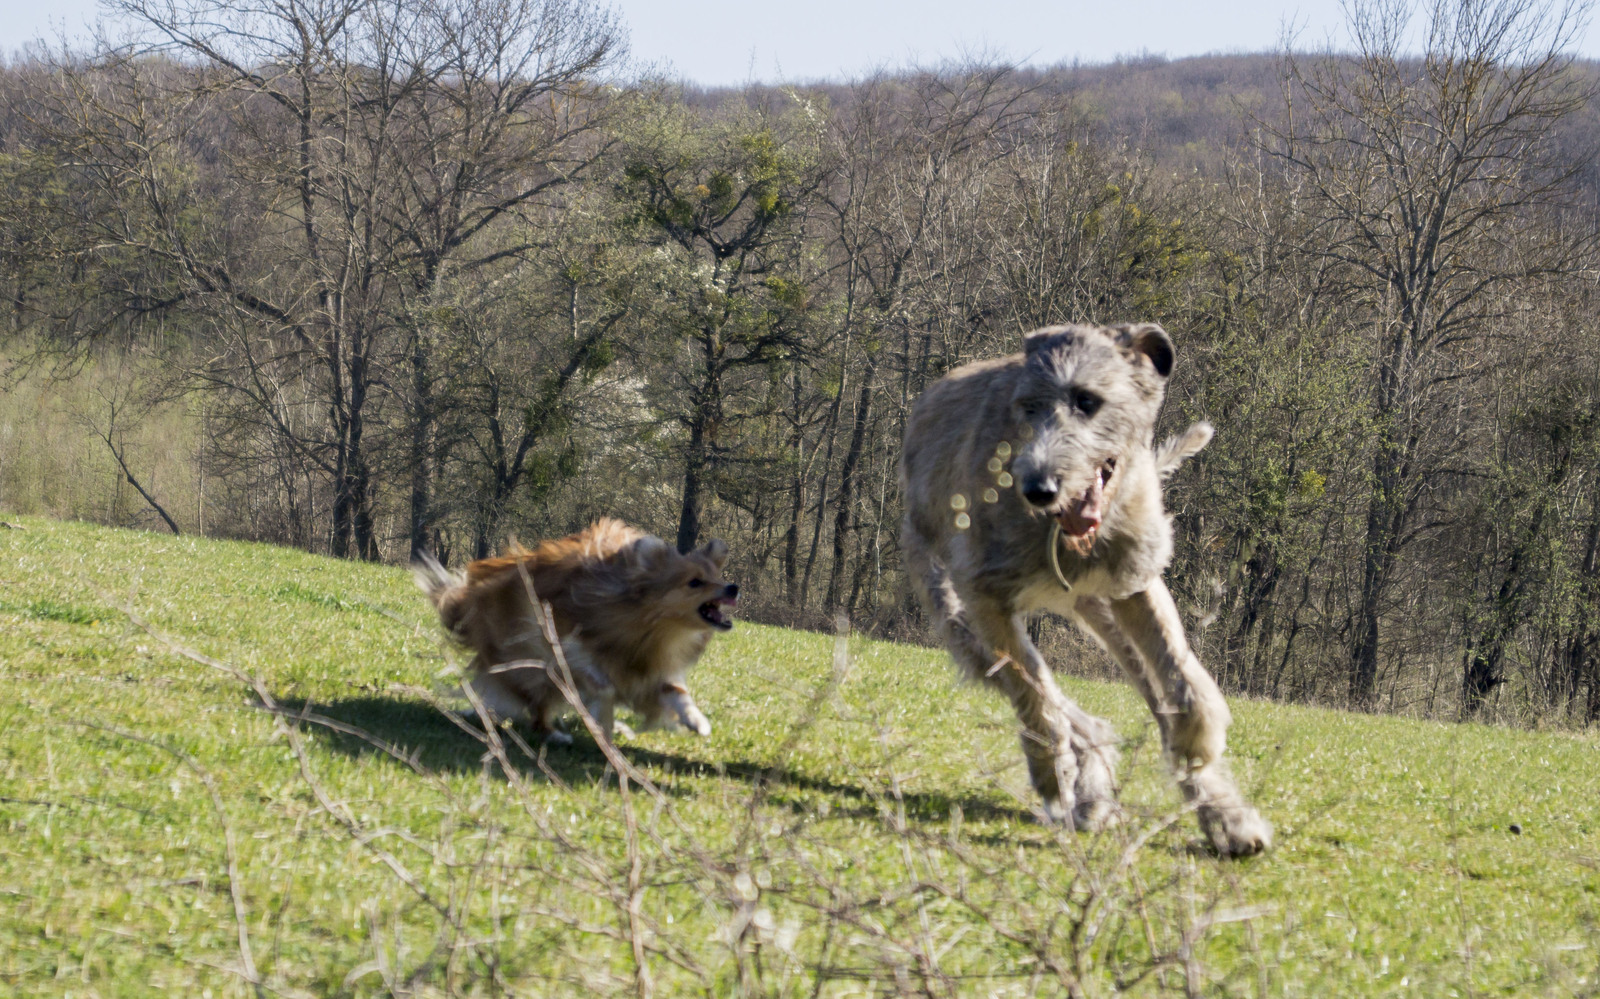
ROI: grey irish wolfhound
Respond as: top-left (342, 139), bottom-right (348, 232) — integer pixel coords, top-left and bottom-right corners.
top-left (901, 322), bottom-right (1271, 857)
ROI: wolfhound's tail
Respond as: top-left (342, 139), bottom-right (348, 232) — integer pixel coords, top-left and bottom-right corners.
top-left (1154, 421), bottom-right (1214, 480)
top-left (412, 552), bottom-right (469, 637)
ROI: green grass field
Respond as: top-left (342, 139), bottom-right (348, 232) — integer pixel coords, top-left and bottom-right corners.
top-left (0, 517), bottom-right (1597, 997)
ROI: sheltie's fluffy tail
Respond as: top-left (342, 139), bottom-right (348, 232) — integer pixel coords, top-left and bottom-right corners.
top-left (412, 552), bottom-right (468, 636)
top-left (1154, 421), bottom-right (1214, 480)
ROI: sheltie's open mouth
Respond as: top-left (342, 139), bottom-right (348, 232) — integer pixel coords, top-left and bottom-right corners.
top-left (698, 597), bottom-right (736, 631)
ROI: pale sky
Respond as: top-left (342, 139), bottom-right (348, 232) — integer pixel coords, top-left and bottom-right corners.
top-left (3, 0), bottom-right (1595, 85)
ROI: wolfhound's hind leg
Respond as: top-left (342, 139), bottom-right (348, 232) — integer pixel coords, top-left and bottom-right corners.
top-left (1003, 615), bottom-right (1122, 832)
top-left (906, 531), bottom-right (1125, 829)
top-left (905, 535), bottom-right (1075, 824)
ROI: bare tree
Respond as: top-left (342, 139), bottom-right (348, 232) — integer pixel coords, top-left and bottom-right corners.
top-left (84, 374), bottom-right (183, 535)
top-left (429, 202), bottom-right (640, 559)
top-left (818, 66), bottom-right (1031, 615)
top-left (1264, 0), bottom-right (1597, 705)
top-left (33, 0), bottom-right (620, 559)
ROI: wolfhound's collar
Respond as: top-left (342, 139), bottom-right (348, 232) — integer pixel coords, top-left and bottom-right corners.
top-left (1048, 522), bottom-right (1074, 592)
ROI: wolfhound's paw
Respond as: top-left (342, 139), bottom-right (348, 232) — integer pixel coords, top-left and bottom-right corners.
top-left (1199, 803), bottom-right (1272, 858)
top-left (612, 721), bottom-right (638, 740)
top-left (1072, 743), bottom-right (1120, 827)
top-left (1073, 798), bottom-right (1123, 832)
top-left (1037, 795), bottom-right (1074, 826)
top-left (543, 730), bottom-right (574, 747)
top-left (667, 697), bottom-right (712, 735)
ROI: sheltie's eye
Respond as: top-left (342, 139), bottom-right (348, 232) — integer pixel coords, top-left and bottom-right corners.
top-left (687, 578), bottom-right (705, 588)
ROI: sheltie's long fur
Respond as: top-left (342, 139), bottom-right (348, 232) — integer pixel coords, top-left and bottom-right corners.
top-left (414, 519), bottom-right (738, 742)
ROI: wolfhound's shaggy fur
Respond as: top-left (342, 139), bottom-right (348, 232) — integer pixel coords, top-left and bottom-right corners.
top-left (901, 323), bottom-right (1271, 856)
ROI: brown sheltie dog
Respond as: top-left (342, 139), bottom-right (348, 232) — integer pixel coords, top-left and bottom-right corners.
top-left (413, 519), bottom-right (737, 744)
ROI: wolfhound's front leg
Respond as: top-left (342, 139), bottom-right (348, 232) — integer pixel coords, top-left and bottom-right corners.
top-left (1106, 581), bottom-right (1272, 856)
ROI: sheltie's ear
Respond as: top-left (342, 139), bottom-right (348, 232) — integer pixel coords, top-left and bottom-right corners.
top-left (700, 538), bottom-right (728, 568)
top-left (587, 534), bottom-right (664, 600)
top-left (628, 535), bottom-right (671, 568)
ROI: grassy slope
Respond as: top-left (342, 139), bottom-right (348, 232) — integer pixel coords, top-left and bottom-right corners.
top-left (0, 517), bottom-right (1596, 997)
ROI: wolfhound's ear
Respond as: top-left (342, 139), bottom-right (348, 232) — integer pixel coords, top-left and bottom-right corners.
top-left (701, 538), bottom-right (729, 568)
top-left (1114, 323), bottom-right (1174, 378)
top-left (1155, 421), bottom-right (1214, 479)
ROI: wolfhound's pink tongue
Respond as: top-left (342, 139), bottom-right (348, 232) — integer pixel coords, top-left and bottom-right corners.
top-left (1056, 469), bottom-right (1105, 537)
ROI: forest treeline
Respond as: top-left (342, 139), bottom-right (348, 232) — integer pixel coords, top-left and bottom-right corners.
top-left (3, 0), bottom-right (1599, 726)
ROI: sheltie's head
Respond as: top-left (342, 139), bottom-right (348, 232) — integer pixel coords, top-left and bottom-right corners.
top-left (616, 535), bottom-right (738, 633)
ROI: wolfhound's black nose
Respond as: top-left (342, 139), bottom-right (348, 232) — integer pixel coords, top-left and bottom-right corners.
top-left (1021, 477), bottom-right (1059, 507)
top-left (725, 583), bottom-right (740, 598)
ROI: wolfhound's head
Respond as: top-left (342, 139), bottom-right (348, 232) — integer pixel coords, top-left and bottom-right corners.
top-left (1007, 323), bottom-right (1173, 539)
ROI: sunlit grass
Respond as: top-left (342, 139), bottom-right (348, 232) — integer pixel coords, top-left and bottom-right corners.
top-left (0, 516), bottom-right (1596, 996)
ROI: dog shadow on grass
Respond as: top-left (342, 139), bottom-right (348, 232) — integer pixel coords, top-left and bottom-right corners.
top-left (283, 694), bottom-right (1034, 828)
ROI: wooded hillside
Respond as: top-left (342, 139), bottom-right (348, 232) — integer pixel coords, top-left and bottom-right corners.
top-left (3, 0), bottom-right (1598, 725)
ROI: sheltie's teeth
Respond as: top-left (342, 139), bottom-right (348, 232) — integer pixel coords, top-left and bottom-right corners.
top-left (698, 600), bottom-right (736, 630)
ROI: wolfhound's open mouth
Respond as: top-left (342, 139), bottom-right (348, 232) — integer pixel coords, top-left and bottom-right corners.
top-left (698, 597), bottom-right (736, 630)
top-left (1056, 458), bottom-right (1116, 537)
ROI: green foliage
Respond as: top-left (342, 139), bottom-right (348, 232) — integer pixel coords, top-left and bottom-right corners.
top-left (763, 275), bottom-right (808, 309)
top-left (524, 442), bottom-right (582, 503)
top-left (580, 337), bottom-right (615, 377)
top-left (1295, 468), bottom-right (1326, 500)
top-left (1091, 183), bottom-right (1208, 317)
top-left (615, 95), bottom-right (818, 265)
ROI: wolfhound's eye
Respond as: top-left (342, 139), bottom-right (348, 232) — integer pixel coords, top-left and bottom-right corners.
top-left (1073, 390), bottom-right (1102, 417)
top-left (688, 578), bottom-right (705, 588)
